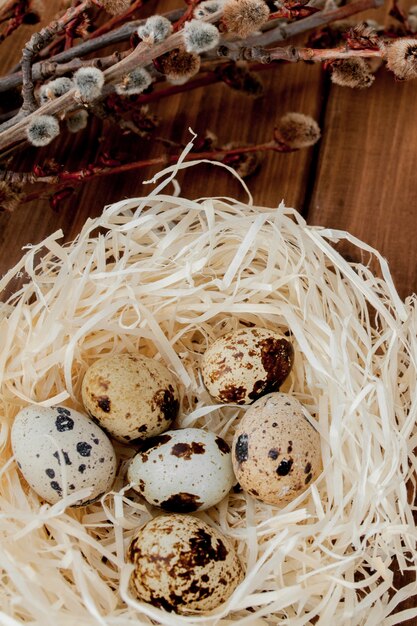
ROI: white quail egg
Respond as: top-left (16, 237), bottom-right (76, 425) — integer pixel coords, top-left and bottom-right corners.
top-left (11, 405), bottom-right (116, 506)
top-left (128, 428), bottom-right (235, 511)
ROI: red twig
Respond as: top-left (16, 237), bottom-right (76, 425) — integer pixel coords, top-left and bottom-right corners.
top-left (0, 0), bottom-right (18, 19)
top-left (15, 140), bottom-right (283, 206)
top-left (172, 0), bottom-right (199, 32)
top-left (268, 6), bottom-right (319, 20)
top-left (0, 0), bottom-right (33, 45)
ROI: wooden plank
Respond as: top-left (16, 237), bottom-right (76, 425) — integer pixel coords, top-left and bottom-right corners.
top-left (307, 59), bottom-right (417, 300)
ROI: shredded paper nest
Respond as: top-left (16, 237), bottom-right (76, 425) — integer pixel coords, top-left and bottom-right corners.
top-left (1, 142), bottom-right (417, 625)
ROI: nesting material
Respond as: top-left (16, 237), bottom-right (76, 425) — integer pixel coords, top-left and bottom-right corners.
top-left (0, 140), bottom-right (417, 625)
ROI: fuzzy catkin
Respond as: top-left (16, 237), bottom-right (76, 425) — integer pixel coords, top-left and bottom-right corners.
top-left (66, 110), bottom-right (89, 133)
top-left (330, 58), bottom-right (375, 89)
top-left (182, 20), bottom-right (220, 54)
top-left (73, 67), bottom-right (105, 102)
top-left (222, 0), bottom-right (270, 38)
top-left (276, 112), bottom-right (321, 149)
top-left (26, 115), bottom-right (60, 147)
top-left (158, 48), bottom-right (201, 81)
top-left (115, 68), bottom-right (152, 95)
top-left (39, 77), bottom-right (73, 104)
top-left (194, 0), bottom-right (225, 19)
top-left (0, 181), bottom-right (24, 213)
top-left (98, 0), bottom-right (131, 15)
top-left (137, 15), bottom-right (172, 43)
top-left (386, 39), bottom-right (417, 80)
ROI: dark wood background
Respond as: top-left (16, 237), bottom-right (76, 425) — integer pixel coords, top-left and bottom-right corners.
top-left (0, 1), bottom-right (416, 621)
top-left (1, 1), bottom-right (417, 301)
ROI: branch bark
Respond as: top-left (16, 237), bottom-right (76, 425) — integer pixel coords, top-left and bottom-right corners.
top-left (1, 10), bottom-right (184, 93)
top-left (228, 0), bottom-right (386, 49)
top-left (20, 1), bottom-right (93, 115)
top-left (0, 9), bottom-right (223, 149)
top-left (0, 0), bottom-right (386, 151)
top-left (0, 0), bottom-right (383, 94)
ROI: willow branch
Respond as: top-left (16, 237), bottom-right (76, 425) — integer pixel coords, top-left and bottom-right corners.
top-left (0, 10), bottom-right (221, 149)
top-left (137, 62), bottom-right (272, 104)
top-left (270, 46), bottom-right (383, 62)
top-left (227, 0), bottom-right (386, 50)
top-left (1, 10), bottom-right (184, 92)
top-left (36, 0), bottom-right (145, 60)
top-left (0, 0), bottom-right (382, 94)
top-left (0, 0), bottom-right (19, 19)
top-left (220, 44), bottom-right (384, 63)
top-left (20, 0), bottom-right (93, 116)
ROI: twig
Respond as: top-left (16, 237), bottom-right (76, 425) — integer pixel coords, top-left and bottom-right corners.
top-left (0, 10), bottom-right (183, 93)
top-left (219, 43), bottom-right (384, 63)
top-left (0, 0), bottom-right (20, 20)
top-left (1, 140), bottom-right (283, 198)
top-left (20, 0), bottom-right (93, 115)
top-left (0, 0), bottom-right (382, 94)
top-left (34, 50), bottom-right (126, 81)
top-left (269, 45), bottom-right (383, 62)
top-left (230, 0), bottom-right (386, 49)
top-left (36, 0), bottom-right (144, 57)
top-left (0, 11), bottom-right (222, 148)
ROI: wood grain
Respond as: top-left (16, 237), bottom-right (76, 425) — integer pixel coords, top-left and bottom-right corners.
top-left (308, 69), bottom-right (417, 299)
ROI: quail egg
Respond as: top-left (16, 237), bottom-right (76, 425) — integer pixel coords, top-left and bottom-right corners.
top-left (127, 514), bottom-right (244, 613)
top-left (128, 428), bottom-right (235, 511)
top-left (232, 392), bottom-right (322, 505)
top-left (11, 405), bottom-right (116, 506)
top-left (201, 327), bottom-right (294, 405)
top-left (81, 353), bottom-right (180, 443)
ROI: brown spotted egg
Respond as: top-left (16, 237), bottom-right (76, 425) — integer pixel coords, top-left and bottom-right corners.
top-left (127, 514), bottom-right (244, 613)
top-left (127, 428), bottom-right (235, 512)
top-left (201, 327), bottom-right (294, 405)
top-left (232, 392), bottom-right (322, 505)
top-left (81, 353), bottom-right (179, 443)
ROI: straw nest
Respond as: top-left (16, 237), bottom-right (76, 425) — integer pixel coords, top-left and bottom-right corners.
top-left (1, 143), bottom-right (416, 625)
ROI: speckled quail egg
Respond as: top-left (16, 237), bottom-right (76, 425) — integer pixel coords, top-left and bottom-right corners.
top-left (201, 327), bottom-right (294, 405)
top-left (11, 405), bottom-right (116, 506)
top-left (81, 353), bottom-right (180, 443)
top-left (127, 514), bottom-right (244, 613)
top-left (127, 428), bottom-right (235, 511)
top-left (232, 392), bottom-right (322, 505)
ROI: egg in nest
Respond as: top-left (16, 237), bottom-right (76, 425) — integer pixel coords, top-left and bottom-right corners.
top-left (127, 514), bottom-right (244, 613)
top-left (232, 392), bottom-right (322, 505)
top-left (11, 405), bottom-right (116, 506)
top-left (201, 327), bottom-right (294, 405)
top-left (81, 353), bottom-right (180, 443)
top-left (127, 428), bottom-right (235, 511)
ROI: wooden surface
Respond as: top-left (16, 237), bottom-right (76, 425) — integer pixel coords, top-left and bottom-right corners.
top-left (0, 4), bottom-right (416, 620)
top-left (1, 2), bottom-right (416, 299)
